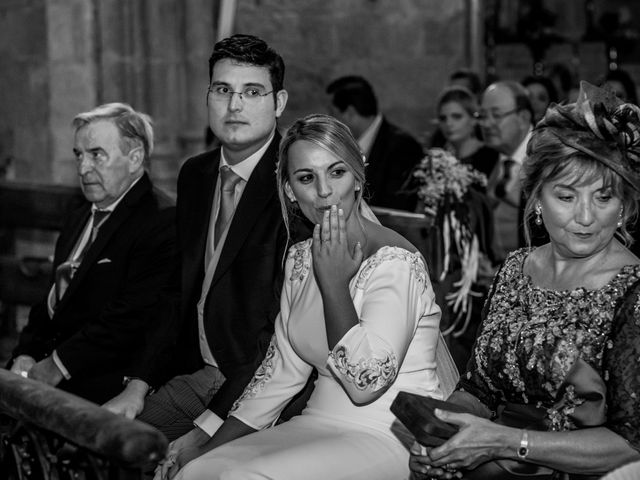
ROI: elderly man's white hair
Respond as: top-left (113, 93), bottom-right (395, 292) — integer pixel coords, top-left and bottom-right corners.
top-left (72, 102), bottom-right (154, 161)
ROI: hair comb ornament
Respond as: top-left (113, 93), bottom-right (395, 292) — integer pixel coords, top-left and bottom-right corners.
top-left (538, 81), bottom-right (640, 192)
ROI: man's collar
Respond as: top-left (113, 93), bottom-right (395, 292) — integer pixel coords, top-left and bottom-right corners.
top-left (358, 113), bottom-right (383, 157)
top-left (92, 174), bottom-right (143, 212)
top-left (220, 130), bottom-right (275, 181)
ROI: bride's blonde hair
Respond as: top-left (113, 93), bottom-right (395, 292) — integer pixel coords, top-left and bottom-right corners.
top-left (277, 114), bottom-right (367, 241)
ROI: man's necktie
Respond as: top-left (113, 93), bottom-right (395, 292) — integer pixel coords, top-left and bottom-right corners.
top-left (495, 158), bottom-right (516, 200)
top-left (54, 210), bottom-right (110, 303)
top-left (214, 166), bottom-right (241, 247)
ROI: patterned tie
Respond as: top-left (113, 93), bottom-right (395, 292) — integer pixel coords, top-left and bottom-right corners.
top-left (54, 210), bottom-right (110, 303)
top-left (214, 166), bottom-right (241, 247)
top-left (495, 158), bottom-right (516, 200)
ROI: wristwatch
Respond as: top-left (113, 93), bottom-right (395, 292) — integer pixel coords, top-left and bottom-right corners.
top-left (517, 429), bottom-right (529, 460)
top-left (122, 376), bottom-right (155, 396)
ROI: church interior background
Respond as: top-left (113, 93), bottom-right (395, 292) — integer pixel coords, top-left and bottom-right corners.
top-left (1, 0), bottom-right (639, 358)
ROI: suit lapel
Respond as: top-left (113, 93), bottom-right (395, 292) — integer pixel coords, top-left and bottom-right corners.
top-left (211, 135), bottom-right (279, 286)
top-left (181, 153), bottom-right (218, 308)
top-left (367, 117), bottom-right (389, 168)
top-left (56, 174), bottom-right (152, 311)
top-left (366, 117), bottom-right (391, 186)
top-left (54, 207), bottom-right (92, 269)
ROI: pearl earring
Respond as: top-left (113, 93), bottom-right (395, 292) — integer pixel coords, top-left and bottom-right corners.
top-left (534, 204), bottom-right (542, 226)
top-left (355, 184), bottom-right (361, 192)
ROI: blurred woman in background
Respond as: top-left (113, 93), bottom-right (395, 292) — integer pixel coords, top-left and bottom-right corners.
top-left (522, 75), bottom-right (559, 124)
top-left (436, 86), bottom-right (498, 177)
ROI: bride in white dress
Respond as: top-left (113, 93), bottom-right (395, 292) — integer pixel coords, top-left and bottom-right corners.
top-left (169, 114), bottom-right (450, 480)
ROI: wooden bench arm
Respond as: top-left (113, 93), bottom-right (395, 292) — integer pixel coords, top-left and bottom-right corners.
top-left (0, 369), bottom-right (167, 469)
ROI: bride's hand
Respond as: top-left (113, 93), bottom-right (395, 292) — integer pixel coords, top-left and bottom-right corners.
top-left (312, 205), bottom-right (363, 290)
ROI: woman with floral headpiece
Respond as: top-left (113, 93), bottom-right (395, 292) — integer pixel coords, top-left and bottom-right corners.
top-left (409, 81), bottom-right (640, 479)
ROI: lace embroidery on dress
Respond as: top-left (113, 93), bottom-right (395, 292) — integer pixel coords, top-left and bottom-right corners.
top-left (355, 246), bottom-right (427, 290)
top-left (289, 241), bottom-right (426, 289)
top-left (462, 248), bottom-right (640, 430)
top-left (229, 335), bottom-right (279, 415)
top-left (289, 239), bottom-right (312, 282)
top-left (329, 344), bottom-right (398, 391)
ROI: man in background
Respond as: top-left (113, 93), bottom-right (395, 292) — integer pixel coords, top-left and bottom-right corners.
top-left (479, 81), bottom-right (534, 259)
top-left (327, 75), bottom-right (424, 211)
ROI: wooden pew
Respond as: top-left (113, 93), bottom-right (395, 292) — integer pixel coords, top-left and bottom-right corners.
top-left (0, 181), bottom-right (172, 478)
top-left (370, 206), bottom-right (443, 278)
top-left (0, 369), bottom-right (167, 478)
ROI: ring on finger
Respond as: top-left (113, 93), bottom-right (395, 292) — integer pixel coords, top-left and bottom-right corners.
top-left (444, 463), bottom-right (456, 472)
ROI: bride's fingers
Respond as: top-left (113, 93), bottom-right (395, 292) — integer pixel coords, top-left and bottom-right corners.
top-left (321, 209), bottom-right (331, 244)
top-left (337, 208), bottom-right (346, 244)
top-left (313, 224), bottom-right (321, 247)
top-left (329, 205), bottom-right (339, 242)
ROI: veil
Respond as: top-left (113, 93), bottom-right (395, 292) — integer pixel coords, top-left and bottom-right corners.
top-left (359, 201), bottom-right (460, 398)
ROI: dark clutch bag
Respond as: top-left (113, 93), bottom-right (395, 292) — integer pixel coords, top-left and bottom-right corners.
top-left (390, 391), bottom-right (469, 446)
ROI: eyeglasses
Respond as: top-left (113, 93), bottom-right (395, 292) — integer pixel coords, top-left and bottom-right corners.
top-left (475, 108), bottom-right (520, 123)
top-left (207, 85), bottom-right (274, 103)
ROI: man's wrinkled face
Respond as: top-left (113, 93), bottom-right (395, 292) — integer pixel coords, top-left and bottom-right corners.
top-left (74, 120), bottom-right (139, 208)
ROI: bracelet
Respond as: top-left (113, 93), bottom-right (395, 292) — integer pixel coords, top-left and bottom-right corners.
top-left (517, 429), bottom-right (529, 460)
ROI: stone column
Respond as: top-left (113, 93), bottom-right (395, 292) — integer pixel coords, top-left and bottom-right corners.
top-left (47, 0), bottom-right (98, 185)
top-left (176, 0), bottom-right (216, 162)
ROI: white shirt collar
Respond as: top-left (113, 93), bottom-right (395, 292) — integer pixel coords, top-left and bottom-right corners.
top-left (220, 130), bottom-right (275, 181)
top-left (358, 113), bottom-right (383, 158)
top-left (92, 174), bottom-right (143, 213)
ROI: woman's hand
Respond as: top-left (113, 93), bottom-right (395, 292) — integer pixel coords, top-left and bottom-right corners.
top-left (409, 441), bottom-right (462, 479)
top-left (312, 205), bottom-right (363, 292)
top-left (154, 428), bottom-right (210, 480)
top-left (163, 443), bottom-right (204, 479)
top-left (426, 408), bottom-right (517, 471)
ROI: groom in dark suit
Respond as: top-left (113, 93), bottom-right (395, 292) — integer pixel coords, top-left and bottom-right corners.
top-left (8, 103), bottom-right (177, 404)
top-left (104, 35), bottom-right (306, 451)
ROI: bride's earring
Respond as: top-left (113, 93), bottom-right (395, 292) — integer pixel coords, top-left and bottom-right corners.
top-left (534, 203), bottom-right (542, 226)
top-left (618, 207), bottom-right (624, 228)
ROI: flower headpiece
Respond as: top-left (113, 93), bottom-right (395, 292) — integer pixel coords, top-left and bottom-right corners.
top-left (536, 81), bottom-right (640, 192)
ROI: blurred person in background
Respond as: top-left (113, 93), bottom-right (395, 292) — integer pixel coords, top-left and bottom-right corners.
top-left (522, 75), bottom-right (559, 124)
top-left (599, 68), bottom-right (639, 105)
top-left (326, 75), bottom-right (423, 211)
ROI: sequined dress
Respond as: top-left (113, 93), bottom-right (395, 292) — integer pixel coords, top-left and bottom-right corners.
top-left (177, 239), bottom-right (443, 480)
top-left (459, 248), bottom-right (640, 450)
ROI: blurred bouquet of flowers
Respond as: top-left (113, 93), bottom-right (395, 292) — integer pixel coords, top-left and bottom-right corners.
top-left (412, 148), bottom-right (487, 337)
top-left (413, 148), bottom-right (487, 218)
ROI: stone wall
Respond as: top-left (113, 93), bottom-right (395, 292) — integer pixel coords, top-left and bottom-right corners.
top-left (236, 0), bottom-right (469, 141)
top-left (0, 0), bottom-right (471, 192)
top-left (3, 0), bottom-right (632, 193)
top-left (0, 0), bottom-right (50, 181)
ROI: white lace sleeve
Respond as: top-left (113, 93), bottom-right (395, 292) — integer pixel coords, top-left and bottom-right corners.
top-left (228, 247), bottom-right (314, 430)
top-left (327, 250), bottom-right (433, 404)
